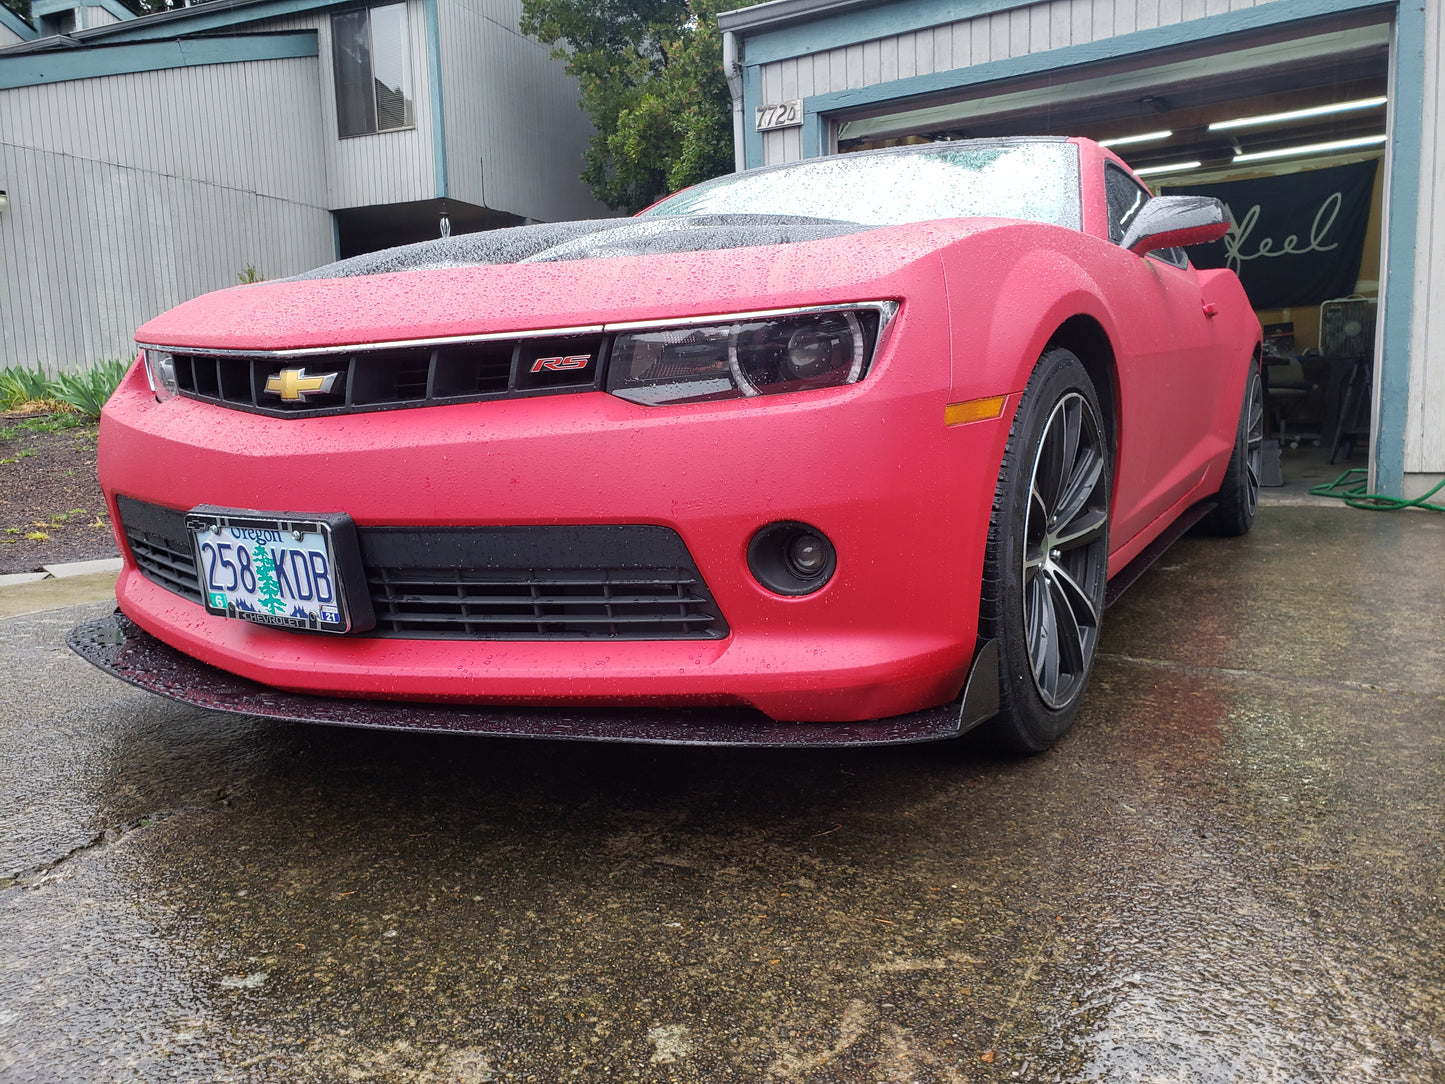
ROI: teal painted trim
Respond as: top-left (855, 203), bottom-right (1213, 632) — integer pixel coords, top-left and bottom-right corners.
top-left (0, 31), bottom-right (317, 90)
top-left (741, 0), bottom-right (1030, 67)
top-left (84, 0), bottom-right (339, 44)
top-left (0, 5), bottom-right (37, 41)
top-left (1373, 2), bottom-right (1422, 496)
top-left (742, 63), bottom-right (763, 169)
top-left (801, 107), bottom-right (824, 158)
top-left (799, 0), bottom-right (1399, 118)
top-left (425, 0), bottom-right (447, 199)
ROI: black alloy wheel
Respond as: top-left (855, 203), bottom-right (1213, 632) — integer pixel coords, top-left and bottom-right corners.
top-left (1203, 366), bottom-right (1264, 536)
top-left (979, 349), bottom-right (1111, 753)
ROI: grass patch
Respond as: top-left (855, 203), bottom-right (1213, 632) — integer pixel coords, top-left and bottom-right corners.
top-left (1, 358), bottom-right (131, 420)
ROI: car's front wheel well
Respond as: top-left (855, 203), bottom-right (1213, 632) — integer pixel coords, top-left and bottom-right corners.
top-left (1045, 316), bottom-right (1118, 462)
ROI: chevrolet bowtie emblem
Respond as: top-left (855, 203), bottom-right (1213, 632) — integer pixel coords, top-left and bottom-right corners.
top-left (265, 367), bottom-right (340, 402)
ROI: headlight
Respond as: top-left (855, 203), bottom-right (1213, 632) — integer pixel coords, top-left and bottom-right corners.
top-left (142, 349), bottom-right (178, 401)
top-left (606, 304), bottom-right (894, 406)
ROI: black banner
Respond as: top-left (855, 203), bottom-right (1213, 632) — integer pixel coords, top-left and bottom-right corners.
top-left (1162, 159), bottom-right (1378, 308)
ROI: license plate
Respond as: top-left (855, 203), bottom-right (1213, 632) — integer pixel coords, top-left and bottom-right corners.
top-left (187, 510), bottom-right (352, 633)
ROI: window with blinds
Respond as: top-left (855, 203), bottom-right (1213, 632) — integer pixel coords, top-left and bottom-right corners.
top-left (332, 3), bottom-right (415, 138)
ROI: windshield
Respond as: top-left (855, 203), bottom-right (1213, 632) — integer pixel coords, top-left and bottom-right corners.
top-left (641, 141), bottom-right (1081, 229)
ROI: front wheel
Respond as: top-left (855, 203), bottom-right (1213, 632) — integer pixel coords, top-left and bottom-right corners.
top-left (1201, 366), bottom-right (1263, 537)
top-left (978, 349), bottom-right (1111, 753)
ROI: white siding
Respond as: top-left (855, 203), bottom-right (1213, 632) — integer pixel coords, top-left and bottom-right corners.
top-left (438, 0), bottom-right (608, 221)
top-left (0, 23), bottom-right (25, 46)
top-left (758, 0), bottom-right (1289, 162)
top-left (0, 57), bottom-right (333, 371)
top-left (83, 7), bottom-right (121, 28)
top-left (1404, 1), bottom-right (1445, 478)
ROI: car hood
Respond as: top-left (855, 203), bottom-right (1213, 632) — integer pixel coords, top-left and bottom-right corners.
top-left (136, 215), bottom-right (1008, 352)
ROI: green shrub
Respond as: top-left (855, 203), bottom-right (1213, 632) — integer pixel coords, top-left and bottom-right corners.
top-left (0, 364), bottom-right (53, 411)
top-left (48, 358), bottom-right (131, 419)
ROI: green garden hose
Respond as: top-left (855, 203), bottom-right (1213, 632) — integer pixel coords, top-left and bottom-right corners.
top-left (1309, 468), bottom-right (1445, 512)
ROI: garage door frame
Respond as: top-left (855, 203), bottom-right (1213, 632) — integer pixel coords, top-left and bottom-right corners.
top-left (736, 0), bottom-right (1424, 496)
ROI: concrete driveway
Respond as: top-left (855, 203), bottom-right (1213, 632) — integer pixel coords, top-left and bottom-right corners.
top-left (1, 505), bottom-right (1441, 1083)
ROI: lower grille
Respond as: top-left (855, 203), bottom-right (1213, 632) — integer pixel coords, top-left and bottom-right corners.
top-left (116, 496), bottom-right (204, 605)
top-left (114, 499), bottom-right (727, 641)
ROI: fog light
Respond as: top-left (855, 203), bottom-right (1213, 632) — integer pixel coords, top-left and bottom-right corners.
top-left (787, 532), bottom-right (827, 576)
top-left (748, 521), bottom-right (836, 596)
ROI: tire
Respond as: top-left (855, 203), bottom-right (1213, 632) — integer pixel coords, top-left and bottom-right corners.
top-left (1201, 366), bottom-right (1263, 537)
top-left (978, 349), bottom-right (1111, 754)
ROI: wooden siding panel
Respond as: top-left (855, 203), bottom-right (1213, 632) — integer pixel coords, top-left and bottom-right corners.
top-left (438, 0), bottom-right (606, 220)
top-left (1407, 0), bottom-right (1445, 472)
top-left (0, 59), bottom-right (326, 205)
top-left (320, 0), bottom-right (434, 209)
top-left (878, 35), bottom-right (899, 84)
top-left (0, 61), bottom-right (333, 371)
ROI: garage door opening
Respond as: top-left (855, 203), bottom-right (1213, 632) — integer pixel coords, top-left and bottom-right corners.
top-left (831, 14), bottom-right (1393, 498)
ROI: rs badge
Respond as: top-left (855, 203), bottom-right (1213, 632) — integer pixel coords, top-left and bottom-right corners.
top-left (530, 355), bottom-right (591, 373)
top-left (265, 368), bottom-right (340, 402)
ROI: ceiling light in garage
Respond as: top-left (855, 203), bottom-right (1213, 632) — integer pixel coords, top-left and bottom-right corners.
top-left (1134, 160), bottom-right (1202, 177)
top-left (1209, 95), bottom-right (1388, 131)
top-left (1100, 130), bottom-right (1173, 148)
top-left (1233, 134), bottom-right (1386, 162)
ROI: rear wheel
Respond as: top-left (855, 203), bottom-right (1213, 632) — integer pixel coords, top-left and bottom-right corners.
top-left (1202, 367), bottom-right (1263, 537)
top-left (978, 349), bottom-right (1111, 753)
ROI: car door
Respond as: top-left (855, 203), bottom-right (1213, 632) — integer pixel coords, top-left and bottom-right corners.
top-left (1102, 164), bottom-right (1224, 543)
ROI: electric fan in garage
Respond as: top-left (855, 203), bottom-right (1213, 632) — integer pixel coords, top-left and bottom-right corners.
top-left (1319, 296), bottom-right (1375, 358)
top-left (1318, 296), bottom-right (1376, 462)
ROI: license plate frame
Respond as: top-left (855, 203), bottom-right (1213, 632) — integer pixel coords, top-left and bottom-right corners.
top-left (185, 507), bottom-right (374, 634)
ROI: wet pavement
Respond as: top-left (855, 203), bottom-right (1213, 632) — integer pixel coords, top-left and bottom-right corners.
top-left (1, 505), bottom-right (1442, 1083)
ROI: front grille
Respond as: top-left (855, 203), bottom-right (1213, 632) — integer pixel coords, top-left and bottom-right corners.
top-left (114, 500), bottom-right (728, 641)
top-left (163, 335), bottom-right (604, 418)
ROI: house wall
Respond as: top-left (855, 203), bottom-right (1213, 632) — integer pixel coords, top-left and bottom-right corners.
top-left (438, 0), bottom-right (608, 221)
top-left (246, 4), bottom-right (438, 209)
top-left (755, 0), bottom-right (1285, 166)
top-left (0, 57), bottom-right (333, 371)
top-left (84, 7), bottom-right (121, 28)
top-left (0, 23), bottom-right (23, 47)
top-left (1404, 0), bottom-right (1445, 490)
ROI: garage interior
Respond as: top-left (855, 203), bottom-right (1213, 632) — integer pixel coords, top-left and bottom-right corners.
top-left (829, 12), bottom-right (1392, 495)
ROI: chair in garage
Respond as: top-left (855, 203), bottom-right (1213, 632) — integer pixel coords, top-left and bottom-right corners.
top-left (1261, 324), bottom-right (1322, 447)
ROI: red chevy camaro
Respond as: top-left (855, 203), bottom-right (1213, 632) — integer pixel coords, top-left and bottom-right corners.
top-left (71, 137), bottom-right (1262, 751)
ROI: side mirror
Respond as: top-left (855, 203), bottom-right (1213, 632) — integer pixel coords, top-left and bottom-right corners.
top-left (1120, 195), bottom-right (1229, 256)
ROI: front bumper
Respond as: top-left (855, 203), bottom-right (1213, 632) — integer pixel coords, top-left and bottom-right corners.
top-left (100, 319), bottom-right (1016, 722)
top-left (69, 614), bottom-right (1001, 747)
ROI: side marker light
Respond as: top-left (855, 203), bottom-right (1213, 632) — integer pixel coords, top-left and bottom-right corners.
top-left (945, 395), bottom-right (1007, 426)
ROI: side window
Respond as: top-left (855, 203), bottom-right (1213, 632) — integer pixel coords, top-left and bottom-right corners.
top-left (1104, 165), bottom-right (1146, 244)
top-left (333, 4), bottom-right (415, 138)
top-left (1103, 163), bottom-right (1189, 269)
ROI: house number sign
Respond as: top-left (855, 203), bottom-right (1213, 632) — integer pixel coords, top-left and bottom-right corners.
top-left (755, 100), bottom-right (803, 132)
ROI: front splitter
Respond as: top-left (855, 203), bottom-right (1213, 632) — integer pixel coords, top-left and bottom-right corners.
top-left (67, 614), bottom-right (1000, 748)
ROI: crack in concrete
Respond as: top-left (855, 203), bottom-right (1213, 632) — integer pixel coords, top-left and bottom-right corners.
top-left (1, 808), bottom-right (181, 889)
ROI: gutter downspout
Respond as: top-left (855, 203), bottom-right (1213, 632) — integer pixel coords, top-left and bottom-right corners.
top-left (722, 29), bottom-right (744, 173)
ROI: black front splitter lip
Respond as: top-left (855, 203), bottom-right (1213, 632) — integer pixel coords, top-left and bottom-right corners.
top-left (67, 614), bottom-right (1001, 749)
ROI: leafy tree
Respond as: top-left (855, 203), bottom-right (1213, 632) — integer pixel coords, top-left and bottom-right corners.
top-left (2, 0), bottom-right (30, 25)
top-left (521, 0), bottom-right (751, 213)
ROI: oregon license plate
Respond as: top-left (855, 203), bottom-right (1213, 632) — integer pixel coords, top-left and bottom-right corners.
top-left (187, 510), bottom-right (352, 632)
